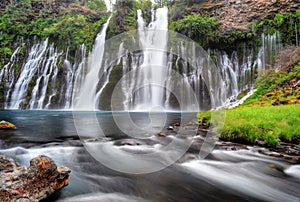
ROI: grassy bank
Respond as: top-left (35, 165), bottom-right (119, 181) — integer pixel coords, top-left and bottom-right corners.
top-left (221, 105), bottom-right (299, 147)
top-left (198, 104), bottom-right (300, 147)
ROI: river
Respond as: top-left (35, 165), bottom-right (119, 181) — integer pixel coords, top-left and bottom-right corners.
top-left (0, 110), bottom-right (299, 202)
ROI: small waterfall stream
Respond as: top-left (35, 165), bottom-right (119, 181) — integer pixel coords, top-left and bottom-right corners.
top-left (9, 39), bottom-right (49, 109)
top-left (72, 16), bottom-right (111, 110)
top-left (0, 47), bottom-right (21, 109)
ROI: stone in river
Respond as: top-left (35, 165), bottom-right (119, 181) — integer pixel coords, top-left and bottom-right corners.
top-left (0, 154), bottom-right (71, 202)
top-left (0, 120), bottom-right (16, 130)
top-left (157, 132), bottom-right (166, 137)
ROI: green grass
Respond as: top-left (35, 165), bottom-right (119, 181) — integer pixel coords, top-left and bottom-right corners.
top-left (209, 105), bottom-right (300, 147)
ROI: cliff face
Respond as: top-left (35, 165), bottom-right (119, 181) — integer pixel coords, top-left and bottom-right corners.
top-left (187, 0), bottom-right (300, 32)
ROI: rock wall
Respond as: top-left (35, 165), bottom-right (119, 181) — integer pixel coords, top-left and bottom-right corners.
top-left (187, 0), bottom-right (300, 32)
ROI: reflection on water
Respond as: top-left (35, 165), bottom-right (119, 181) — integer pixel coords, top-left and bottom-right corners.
top-left (0, 110), bottom-right (299, 201)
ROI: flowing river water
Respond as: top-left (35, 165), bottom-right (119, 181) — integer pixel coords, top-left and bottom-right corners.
top-left (0, 110), bottom-right (299, 202)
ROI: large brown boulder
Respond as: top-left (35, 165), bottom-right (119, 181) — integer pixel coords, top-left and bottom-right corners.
top-left (0, 155), bottom-right (71, 202)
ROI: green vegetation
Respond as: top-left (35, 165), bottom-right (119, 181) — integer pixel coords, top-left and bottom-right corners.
top-left (171, 14), bottom-right (220, 47)
top-left (221, 105), bottom-right (299, 147)
top-left (43, 14), bottom-right (109, 51)
top-left (255, 10), bottom-right (300, 45)
top-left (198, 104), bottom-right (300, 147)
top-left (244, 46), bottom-right (300, 106)
top-left (107, 0), bottom-right (152, 38)
top-left (243, 67), bottom-right (300, 106)
top-left (170, 14), bottom-right (254, 48)
top-left (0, 0), bottom-right (108, 65)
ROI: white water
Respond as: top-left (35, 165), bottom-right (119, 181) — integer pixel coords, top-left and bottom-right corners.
top-left (73, 16), bottom-right (112, 110)
top-left (0, 47), bottom-right (21, 109)
top-left (182, 149), bottom-right (300, 202)
top-left (2, 39), bottom-right (86, 110)
top-left (29, 44), bottom-right (62, 109)
top-left (63, 47), bottom-right (86, 110)
top-left (10, 39), bottom-right (49, 109)
top-left (132, 7), bottom-right (169, 110)
top-left (104, 0), bottom-right (116, 12)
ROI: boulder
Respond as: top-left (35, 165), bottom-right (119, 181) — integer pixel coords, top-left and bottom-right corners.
top-left (0, 120), bottom-right (16, 129)
top-left (0, 155), bottom-right (70, 202)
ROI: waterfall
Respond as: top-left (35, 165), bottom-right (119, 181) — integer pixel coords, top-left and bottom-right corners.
top-left (0, 10), bottom-right (283, 110)
top-left (9, 39), bottom-right (49, 109)
top-left (63, 47), bottom-right (86, 110)
top-left (28, 44), bottom-right (62, 109)
top-left (72, 16), bottom-right (112, 110)
top-left (133, 7), bottom-right (169, 110)
top-left (45, 64), bottom-right (58, 109)
top-left (257, 31), bottom-right (282, 71)
top-left (1, 39), bottom-right (86, 110)
top-left (0, 47), bottom-right (21, 109)
top-left (104, 0), bottom-right (116, 11)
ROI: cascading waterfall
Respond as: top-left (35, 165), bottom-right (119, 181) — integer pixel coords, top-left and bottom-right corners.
top-left (45, 64), bottom-right (58, 109)
top-left (1, 39), bottom-right (86, 110)
top-left (133, 7), bottom-right (169, 110)
top-left (257, 31), bottom-right (282, 71)
top-left (0, 47), bottom-right (21, 109)
top-left (0, 9), bottom-right (282, 110)
top-left (9, 39), bottom-right (49, 109)
top-left (72, 16), bottom-right (111, 110)
top-left (28, 44), bottom-right (62, 109)
top-left (0, 47), bottom-right (20, 109)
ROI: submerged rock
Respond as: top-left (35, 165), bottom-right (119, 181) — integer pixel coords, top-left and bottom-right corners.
top-left (0, 154), bottom-right (71, 202)
top-left (0, 120), bottom-right (16, 130)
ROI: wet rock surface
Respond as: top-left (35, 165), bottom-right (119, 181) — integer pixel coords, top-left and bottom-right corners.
top-left (0, 121), bottom-right (16, 130)
top-left (0, 155), bottom-right (71, 202)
